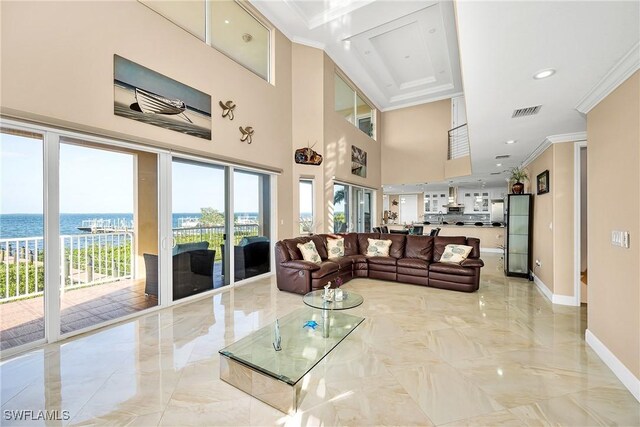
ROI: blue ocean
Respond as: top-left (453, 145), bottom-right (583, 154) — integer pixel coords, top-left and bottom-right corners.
top-left (0, 213), bottom-right (257, 239)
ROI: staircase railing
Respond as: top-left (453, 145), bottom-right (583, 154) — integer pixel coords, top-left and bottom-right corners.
top-left (448, 123), bottom-right (469, 160)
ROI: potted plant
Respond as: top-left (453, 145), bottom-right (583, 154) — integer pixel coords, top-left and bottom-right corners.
top-left (509, 167), bottom-right (529, 194)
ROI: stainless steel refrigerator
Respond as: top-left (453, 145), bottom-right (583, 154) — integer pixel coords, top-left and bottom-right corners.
top-left (490, 199), bottom-right (505, 223)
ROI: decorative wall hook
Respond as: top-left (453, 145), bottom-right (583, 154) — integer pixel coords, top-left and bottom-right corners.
top-left (239, 126), bottom-right (254, 144)
top-left (218, 100), bottom-right (236, 120)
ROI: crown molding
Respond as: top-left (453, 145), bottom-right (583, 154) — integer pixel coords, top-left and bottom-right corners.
top-left (381, 92), bottom-right (463, 112)
top-left (291, 36), bottom-right (326, 50)
top-left (521, 132), bottom-right (587, 168)
top-left (575, 41), bottom-right (640, 114)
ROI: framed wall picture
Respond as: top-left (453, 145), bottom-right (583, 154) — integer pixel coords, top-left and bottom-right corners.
top-left (114, 55), bottom-right (212, 140)
top-left (351, 145), bottom-right (367, 178)
top-left (537, 170), bottom-right (550, 195)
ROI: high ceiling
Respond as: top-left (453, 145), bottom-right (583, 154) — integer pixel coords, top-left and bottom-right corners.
top-left (251, 0), bottom-right (463, 111)
top-left (251, 0), bottom-right (640, 191)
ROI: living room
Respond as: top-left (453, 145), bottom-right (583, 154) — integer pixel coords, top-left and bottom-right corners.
top-left (1, 0), bottom-right (639, 425)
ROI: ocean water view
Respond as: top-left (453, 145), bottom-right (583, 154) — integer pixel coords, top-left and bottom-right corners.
top-left (0, 213), bottom-right (261, 240)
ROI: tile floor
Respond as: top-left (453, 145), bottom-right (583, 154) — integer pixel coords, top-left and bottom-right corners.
top-left (1, 253), bottom-right (638, 426)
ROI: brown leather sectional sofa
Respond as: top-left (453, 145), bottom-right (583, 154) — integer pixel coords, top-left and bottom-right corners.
top-left (275, 232), bottom-right (484, 295)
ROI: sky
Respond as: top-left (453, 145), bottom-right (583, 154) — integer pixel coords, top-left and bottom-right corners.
top-left (1, 133), bottom-right (261, 214)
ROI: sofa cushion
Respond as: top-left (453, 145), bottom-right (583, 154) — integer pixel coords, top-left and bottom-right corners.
top-left (173, 241), bottom-right (209, 256)
top-left (386, 233), bottom-right (407, 259)
top-left (311, 261), bottom-right (340, 279)
top-left (340, 233), bottom-right (359, 256)
top-left (405, 235), bottom-right (434, 261)
top-left (433, 236), bottom-right (467, 262)
top-left (297, 241), bottom-right (322, 264)
top-left (429, 262), bottom-right (475, 276)
top-left (366, 238), bottom-right (392, 257)
top-left (332, 256), bottom-right (354, 270)
top-left (310, 235), bottom-right (329, 259)
top-left (358, 233), bottom-right (380, 255)
top-left (440, 244), bottom-right (473, 264)
top-left (397, 258), bottom-right (429, 270)
top-left (367, 256), bottom-right (396, 266)
top-left (283, 237), bottom-right (310, 260)
top-left (326, 237), bottom-right (345, 259)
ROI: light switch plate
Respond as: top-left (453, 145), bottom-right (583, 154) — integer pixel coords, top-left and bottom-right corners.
top-left (611, 230), bottom-right (630, 248)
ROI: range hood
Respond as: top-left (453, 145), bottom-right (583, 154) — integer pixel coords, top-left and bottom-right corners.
top-left (443, 187), bottom-right (465, 211)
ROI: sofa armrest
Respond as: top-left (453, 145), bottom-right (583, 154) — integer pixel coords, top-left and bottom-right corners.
top-left (461, 258), bottom-right (484, 268)
top-left (280, 260), bottom-right (321, 271)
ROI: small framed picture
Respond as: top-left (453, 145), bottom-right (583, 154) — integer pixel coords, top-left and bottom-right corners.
top-left (537, 170), bottom-right (550, 195)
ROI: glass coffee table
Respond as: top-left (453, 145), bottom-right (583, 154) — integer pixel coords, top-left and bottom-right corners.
top-left (219, 306), bottom-right (364, 414)
top-left (303, 289), bottom-right (364, 338)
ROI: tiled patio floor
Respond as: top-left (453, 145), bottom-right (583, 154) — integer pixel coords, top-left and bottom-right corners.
top-left (0, 262), bottom-right (223, 351)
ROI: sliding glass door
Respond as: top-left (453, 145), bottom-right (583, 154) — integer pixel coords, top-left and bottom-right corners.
top-left (0, 129), bottom-right (46, 351)
top-left (232, 170), bottom-right (271, 282)
top-left (354, 188), bottom-right (373, 233)
top-left (171, 158), bottom-right (228, 300)
top-left (333, 183), bottom-right (349, 233)
top-left (58, 139), bottom-right (159, 334)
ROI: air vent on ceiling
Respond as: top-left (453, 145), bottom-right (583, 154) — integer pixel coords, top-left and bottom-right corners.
top-left (495, 155), bottom-right (511, 159)
top-left (490, 172), bottom-right (502, 175)
top-left (512, 105), bottom-right (542, 118)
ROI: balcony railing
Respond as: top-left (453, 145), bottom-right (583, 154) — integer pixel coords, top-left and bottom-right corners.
top-left (448, 123), bottom-right (470, 160)
top-left (1, 224), bottom-right (261, 303)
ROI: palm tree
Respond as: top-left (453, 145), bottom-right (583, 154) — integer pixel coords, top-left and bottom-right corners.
top-left (334, 189), bottom-right (345, 204)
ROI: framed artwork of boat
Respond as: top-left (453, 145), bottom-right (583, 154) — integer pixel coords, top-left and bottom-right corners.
top-left (114, 55), bottom-right (211, 140)
top-left (351, 145), bottom-right (367, 178)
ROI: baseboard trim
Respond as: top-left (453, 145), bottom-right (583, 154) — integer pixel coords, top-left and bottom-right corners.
top-left (585, 329), bottom-right (640, 402)
top-left (531, 272), bottom-right (553, 301)
top-left (552, 293), bottom-right (580, 306)
top-left (531, 272), bottom-right (579, 306)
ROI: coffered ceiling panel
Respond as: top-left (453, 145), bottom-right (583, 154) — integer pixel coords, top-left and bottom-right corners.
top-left (251, 0), bottom-right (463, 111)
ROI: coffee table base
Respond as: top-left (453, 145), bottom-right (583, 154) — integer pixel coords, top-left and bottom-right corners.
top-left (220, 355), bottom-right (302, 415)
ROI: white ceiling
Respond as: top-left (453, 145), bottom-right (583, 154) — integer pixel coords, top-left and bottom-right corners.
top-left (455, 1), bottom-right (640, 179)
top-left (251, 0), bottom-right (463, 111)
top-left (251, 0), bottom-right (639, 191)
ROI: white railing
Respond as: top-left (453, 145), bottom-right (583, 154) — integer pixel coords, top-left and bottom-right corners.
top-left (0, 232), bottom-right (134, 303)
top-left (172, 224), bottom-right (260, 248)
top-left (60, 232), bottom-right (134, 291)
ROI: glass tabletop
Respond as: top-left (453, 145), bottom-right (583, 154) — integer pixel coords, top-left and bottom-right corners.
top-left (303, 290), bottom-right (364, 310)
top-left (219, 307), bottom-right (364, 385)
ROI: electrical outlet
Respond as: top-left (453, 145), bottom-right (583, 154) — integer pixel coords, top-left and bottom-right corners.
top-left (535, 259), bottom-right (541, 267)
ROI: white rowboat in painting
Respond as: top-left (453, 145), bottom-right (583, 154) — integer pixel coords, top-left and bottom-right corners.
top-left (134, 88), bottom-right (193, 123)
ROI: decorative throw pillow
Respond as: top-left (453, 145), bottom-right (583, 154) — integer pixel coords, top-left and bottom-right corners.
top-left (440, 244), bottom-right (473, 264)
top-left (326, 237), bottom-right (345, 259)
top-left (366, 238), bottom-right (392, 257)
top-left (297, 241), bottom-right (322, 264)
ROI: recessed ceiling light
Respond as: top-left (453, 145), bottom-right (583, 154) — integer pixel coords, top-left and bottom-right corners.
top-left (505, 139), bottom-right (516, 144)
top-left (533, 68), bottom-right (556, 80)
top-left (429, 28), bottom-right (436, 34)
top-left (224, 19), bottom-right (230, 24)
top-left (496, 163), bottom-right (502, 167)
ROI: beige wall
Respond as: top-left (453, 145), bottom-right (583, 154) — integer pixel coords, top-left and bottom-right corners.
top-left (527, 147), bottom-right (555, 290)
top-left (323, 55), bottom-right (382, 233)
top-left (381, 99), bottom-right (451, 185)
top-left (291, 44), bottom-right (325, 236)
top-left (1, 0), bottom-right (294, 239)
top-left (444, 155), bottom-right (472, 179)
top-left (525, 141), bottom-right (576, 296)
top-left (587, 71), bottom-right (639, 379)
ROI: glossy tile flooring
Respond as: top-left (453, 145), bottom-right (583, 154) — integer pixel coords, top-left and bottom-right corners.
top-left (1, 254), bottom-right (638, 426)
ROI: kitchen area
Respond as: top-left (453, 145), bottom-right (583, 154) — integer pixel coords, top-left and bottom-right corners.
top-left (383, 184), bottom-right (508, 251)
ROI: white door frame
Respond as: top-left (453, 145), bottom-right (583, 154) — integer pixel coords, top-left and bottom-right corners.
top-left (573, 140), bottom-right (588, 305)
